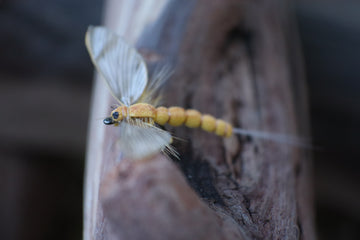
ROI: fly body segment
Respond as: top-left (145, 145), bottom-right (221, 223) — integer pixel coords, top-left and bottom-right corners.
top-left (86, 26), bottom-right (307, 160)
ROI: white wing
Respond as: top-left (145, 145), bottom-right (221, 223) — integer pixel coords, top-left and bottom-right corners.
top-left (85, 26), bottom-right (148, 106)
top-left (117, 120), bottom-right (176, 160)
top-left (137, 64), bottom-right (173, 106)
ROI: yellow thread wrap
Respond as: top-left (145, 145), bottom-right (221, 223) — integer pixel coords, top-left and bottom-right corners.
top-left (168, 107), bottom-right (186, 126)
top-left (201, 114), bottom-right (216, 132)
top-left (225, 123), bottom-right (233, 137)
top-left (185, 109), bottom-right (202, 128)
top-left (214, 119), bottom-right (226, 136)
top-left (155, 107), bottom-right (169, 125)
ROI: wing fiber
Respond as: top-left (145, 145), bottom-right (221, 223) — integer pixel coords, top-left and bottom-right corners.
top-left (85, 26), bottom-right (148, 105)
top-left (117, 120), bottom-right (176, 160)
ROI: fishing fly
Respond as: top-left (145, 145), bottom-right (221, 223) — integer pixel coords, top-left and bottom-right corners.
top-left (85, 26), bottom-right (306, 159)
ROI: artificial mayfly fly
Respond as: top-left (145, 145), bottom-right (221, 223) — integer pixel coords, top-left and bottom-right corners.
top-left (85, 26), bottom-right (306, 159)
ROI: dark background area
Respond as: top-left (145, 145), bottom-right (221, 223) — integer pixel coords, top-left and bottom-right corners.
top-left (0, 0), bottom-right (359, 239)
top-left (0, 0), bottom-right (102, 239)
top-left (297, 1), bottom-right (360, 239)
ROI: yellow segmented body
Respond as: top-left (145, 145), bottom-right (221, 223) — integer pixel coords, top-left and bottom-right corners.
top-left (111, 103), bottom-right (233, 137)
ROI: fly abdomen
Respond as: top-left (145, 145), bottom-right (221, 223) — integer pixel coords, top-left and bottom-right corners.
top-left (154, 107), bottom-right (233, 137)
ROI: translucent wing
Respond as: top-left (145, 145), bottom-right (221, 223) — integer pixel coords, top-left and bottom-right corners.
top-left (85, 26), bottom-right (147, 106)
top-left (137, 64), bottom-right (173, 106)
top-left (117, 120), bottom-right (176, 160)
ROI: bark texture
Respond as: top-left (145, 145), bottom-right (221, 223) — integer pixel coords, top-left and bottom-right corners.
top-left (84, 0), bottom-right (316, 239)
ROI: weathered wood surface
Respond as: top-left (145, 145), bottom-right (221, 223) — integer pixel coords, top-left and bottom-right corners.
top-left (84, 0), bottom-right (316, 239)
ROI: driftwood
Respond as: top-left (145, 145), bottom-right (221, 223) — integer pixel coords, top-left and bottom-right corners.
top-left (84, 0), bottom-right (315, 239)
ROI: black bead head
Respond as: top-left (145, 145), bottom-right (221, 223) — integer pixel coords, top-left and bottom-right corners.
top-left (112, 111), bottom-right (119, 120)
top-left (103, 117), bottom-right (114, 125)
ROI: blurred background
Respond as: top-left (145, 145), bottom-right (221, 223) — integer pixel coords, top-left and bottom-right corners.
top-left (0, 0), bottom-right (359, 239)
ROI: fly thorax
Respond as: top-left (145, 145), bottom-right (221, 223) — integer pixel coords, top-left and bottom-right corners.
top-left (129, 103), bottom-right (156, 121)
